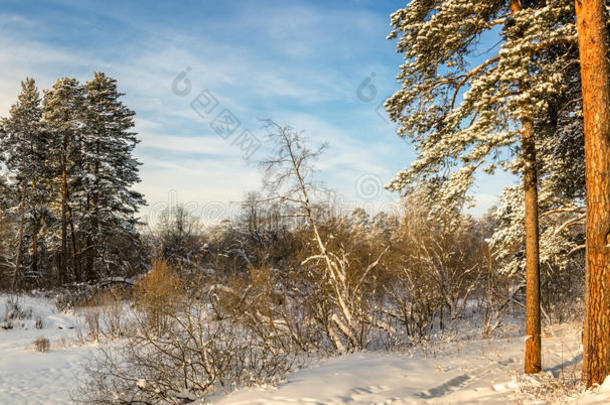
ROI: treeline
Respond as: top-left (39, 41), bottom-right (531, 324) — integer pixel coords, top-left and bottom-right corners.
top-left (153, 195), bottom-right (583, 330)
top-left (0, 74), bottom-right (146, 290)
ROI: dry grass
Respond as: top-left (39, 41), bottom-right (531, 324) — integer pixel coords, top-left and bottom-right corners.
top-left (133, 260), bottom-right (183, 333)
top-left (74, 287), bottom-right (131, 341)
top-left (33, 337), bottom-right (50, 353)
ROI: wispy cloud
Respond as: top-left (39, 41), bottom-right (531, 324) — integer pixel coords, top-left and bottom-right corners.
top-left (0, 0), bottom-right (512, 220)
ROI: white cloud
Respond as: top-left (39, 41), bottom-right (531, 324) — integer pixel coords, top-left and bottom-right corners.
top-left (0, 2), bottom-right (512, 224)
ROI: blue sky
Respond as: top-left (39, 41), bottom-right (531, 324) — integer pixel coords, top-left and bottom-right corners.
top-left (0, 0), bottom-right (515, 223)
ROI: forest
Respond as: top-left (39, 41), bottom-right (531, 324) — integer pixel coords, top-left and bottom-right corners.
top-left (1, 0), bottom-right (610, 404)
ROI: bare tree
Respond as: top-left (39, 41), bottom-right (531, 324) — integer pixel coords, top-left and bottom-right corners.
top-left (261, 120), bottom-right (388, 352)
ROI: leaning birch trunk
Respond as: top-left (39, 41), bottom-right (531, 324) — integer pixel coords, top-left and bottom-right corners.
top-left (285, 138), bottom-right (358, 351)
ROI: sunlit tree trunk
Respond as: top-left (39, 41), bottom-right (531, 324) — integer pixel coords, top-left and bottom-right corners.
top-left (522, 117), bottom-right (541, 374)
top-left (510, 0), bottom-right (542, 374)
top-left (12, 181), bottom-right (27, 291)
top-left (575, 0), bottom-right (610, 387)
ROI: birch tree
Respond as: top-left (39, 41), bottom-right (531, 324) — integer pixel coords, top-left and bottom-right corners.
top-left (261, 121), bottom-right (388, 352)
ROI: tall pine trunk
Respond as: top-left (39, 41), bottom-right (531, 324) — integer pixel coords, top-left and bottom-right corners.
top-left (87, 140), bottom-right (101, 281)
top-left (11, 181), bottom-right (27, 291)
top-left (575, 0), bottom-right (610, 387)
top-left (522, 117), bottom-right (541, 373)
top-left (60, 147), bottom-right (67, 285)
top-left (31, 179), bottom-right (38, 277)
top-left (32, 228), bottom-right (38, 276)
top-left (67, 204), bottom-right (79, 281)
top-left (510, 0), bottom-right (542, 374)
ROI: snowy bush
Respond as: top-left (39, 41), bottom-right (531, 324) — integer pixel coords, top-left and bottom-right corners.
top-left (33, 336), bottom-right (50, 352)
top-left (78, 278), bottom-right (300, 404)
top-left (4, 296), bottom-right (33, 321)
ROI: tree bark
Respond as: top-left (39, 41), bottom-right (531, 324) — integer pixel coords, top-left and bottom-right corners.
top-left (68, 207), bottom-right (79, 281)
top-left (510, 0), bottom-right (542, 374)
top-left (575, 0), bottom-right (610, 387)
top-left (522, 117), bottom-right (542, 374)
top-left (60, 146), bottom-right (67, 285)
top-left (32, 228), bottom-right (38, 276)
top-left (11, 181), bottom-right (27, 291)
top-left (31, 179), bottom-right (39, 277)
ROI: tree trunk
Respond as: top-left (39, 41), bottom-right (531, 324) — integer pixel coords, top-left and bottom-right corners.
top-left (68, 209), bottom-right (79, 282)
top-left (522, 117), bottom-right (542, 374)
top-left (32, 229), bottom-right (38, 276)
top-left (11, 181), bottom-right (27, 291)
top-left (575, 0), bottom-right (610, 387)
top-left (510, 0), bottom-right (542, 374)
top-left (88, 140), bottom-right (101, 281)
top-left (31, 179), bottom-right (39, 277)
top-left (60, 150), bottom-right (67, 285)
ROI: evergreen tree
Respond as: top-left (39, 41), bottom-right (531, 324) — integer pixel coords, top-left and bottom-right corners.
top-left (81, 72), bottom-right (145, 280)
top-left (489, 49), bottom-right (585, 276)
top-left (385, 0), bottom-right (578, 372)
top-left (42, 77), bottom-right (88, 284)
top-left (0, 78), bottom-right (44, 290)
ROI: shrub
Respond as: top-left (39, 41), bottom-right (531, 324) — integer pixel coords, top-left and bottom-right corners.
top-left (80, 292), bottom-right (298, 404)
top-left (99, 289), bottom-right (128, 338)
top-left (4, 297), bottom-right (32, 321)
top-left (33, 337), bottom-right (50, 353)
top-left (133, 260), bottom-right (183, 334)
top-left (83, 309), bottom-right (101, 341)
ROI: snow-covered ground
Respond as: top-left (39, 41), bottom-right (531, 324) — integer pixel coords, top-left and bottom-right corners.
top-left (212, 323), bottom-right (609, 405)
top-left (1, 293), bottom-right (609, 404)
top-left (0, 294), bottom-right (97, 404)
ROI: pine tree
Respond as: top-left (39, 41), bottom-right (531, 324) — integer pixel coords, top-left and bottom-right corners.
top-left (0, 78), bottom-right (44, 290)
top-left (42, 78), bottom-right (88, 284)
top-left (489, 57), bottom-right (585, 286)
top-left (82, 72), bottom-right (145, 280)
top-left (574, 0), bottom-right (610, 388)
top-left (385, 0), bottom-right (578, 373)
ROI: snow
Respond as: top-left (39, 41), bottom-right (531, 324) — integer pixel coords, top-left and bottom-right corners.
top-left (0, 294), bottom-right (96, 404)
top-left (211, 324), bottom-right (605, 405)
top-left (1, 294), bottom-right (610, 404)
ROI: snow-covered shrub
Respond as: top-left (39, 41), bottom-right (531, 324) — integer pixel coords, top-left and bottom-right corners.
top-left (79, 284), bottom-right (299, 404)
top-left (514, 370), bottom-right (583, 403)
top-left (209, 267), bottom-right (326, 354)
top-left (54, 285), bottom-right (96, 312)
top-left (99, 290), bottom-right (129, 338)
top-left (382, 198), bottom-right (487, 341)
top-left (33, 336), bottom-right (50, 352)
top-left (3, 296), bottom-right (32, 321)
